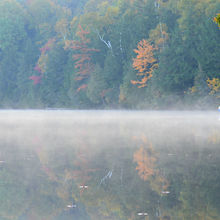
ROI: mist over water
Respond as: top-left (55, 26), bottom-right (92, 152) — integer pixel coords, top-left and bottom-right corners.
top-left (0, 110), bottom-right (220, 220)
top-left (0, 110), bottom-right (219, 150)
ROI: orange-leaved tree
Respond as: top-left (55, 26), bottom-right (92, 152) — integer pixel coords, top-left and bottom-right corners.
top-left (133, 144), bottom-right (156, 181)
top-left (133, 137), bottom-right (169, 193)
top-left (131, 39), bottom-right (158, 88)
top-left (64, 25), bottom-right (99, 92)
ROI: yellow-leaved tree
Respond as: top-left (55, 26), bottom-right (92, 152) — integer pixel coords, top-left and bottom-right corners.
top-left (213, 13), bottom-right (220, 28)
top-left (207, 77), bottom-right (220, 96)
top-left (131, 39), bottom-right (158, 88)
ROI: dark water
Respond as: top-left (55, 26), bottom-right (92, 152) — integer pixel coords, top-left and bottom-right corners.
top-left (0, 110), bottom-right (219, 220)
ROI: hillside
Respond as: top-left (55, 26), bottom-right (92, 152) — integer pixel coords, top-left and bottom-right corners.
top-left (0, 0), bottom-right (219, 109)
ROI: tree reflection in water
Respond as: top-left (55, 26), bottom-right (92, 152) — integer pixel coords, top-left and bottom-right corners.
top-left (0, 111), bottom-right (219, 220)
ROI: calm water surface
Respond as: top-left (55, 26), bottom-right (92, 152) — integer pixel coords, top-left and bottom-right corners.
top-left (0, 110), bottom-right (219, 220)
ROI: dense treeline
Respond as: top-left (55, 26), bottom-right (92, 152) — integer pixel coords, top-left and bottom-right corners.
top-left (0, 0), bottom-right (219, 109)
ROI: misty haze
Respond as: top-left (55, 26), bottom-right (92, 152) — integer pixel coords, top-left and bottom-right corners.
top-left (0, 0), bottom-right (220, 219)
top-left (0, 110), bottom-right (220, 219)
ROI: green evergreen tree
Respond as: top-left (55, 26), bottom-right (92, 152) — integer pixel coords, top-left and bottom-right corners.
top-left (87, 64), bottom-right (107, 105)
top-left (101, 52), bottom-right (122, 106)
top-left (40, 45), bottom-right (69, 107)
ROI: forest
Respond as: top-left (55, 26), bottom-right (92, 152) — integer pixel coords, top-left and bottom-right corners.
top-left (0, 0), bottom-right (219, 109)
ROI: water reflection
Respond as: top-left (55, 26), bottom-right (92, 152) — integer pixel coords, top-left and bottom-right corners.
top-left (0, 110), bottom-right (219, 220)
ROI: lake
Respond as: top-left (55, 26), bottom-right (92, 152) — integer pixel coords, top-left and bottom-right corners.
top-left (0, 110), bottom-right (219, 220)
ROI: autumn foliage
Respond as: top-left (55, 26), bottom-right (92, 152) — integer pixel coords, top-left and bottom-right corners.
top-left (133, 144), bottom-right (156, 181)
top-left (65, 25), bottom-right (99, 91)
top-left (149, 23), bottom-right (169, 49)
top-left (29, 75), bottom-right (42, 85)
top-left (133, 137), bottom-right (169, 193)
top-left (213, 13), bottom-right (220, 28)
top-left (131, 39), bottom-right (158, 88)
top-left (207, 78), bottom-right (220, 95)
top-left (29, 38), bottom-right (55, 85)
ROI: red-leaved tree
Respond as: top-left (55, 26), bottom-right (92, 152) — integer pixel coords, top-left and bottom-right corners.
top-left (64, 25), bottom-right (99, 92)
top-left (29, 38), bottom-right (55, 85)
